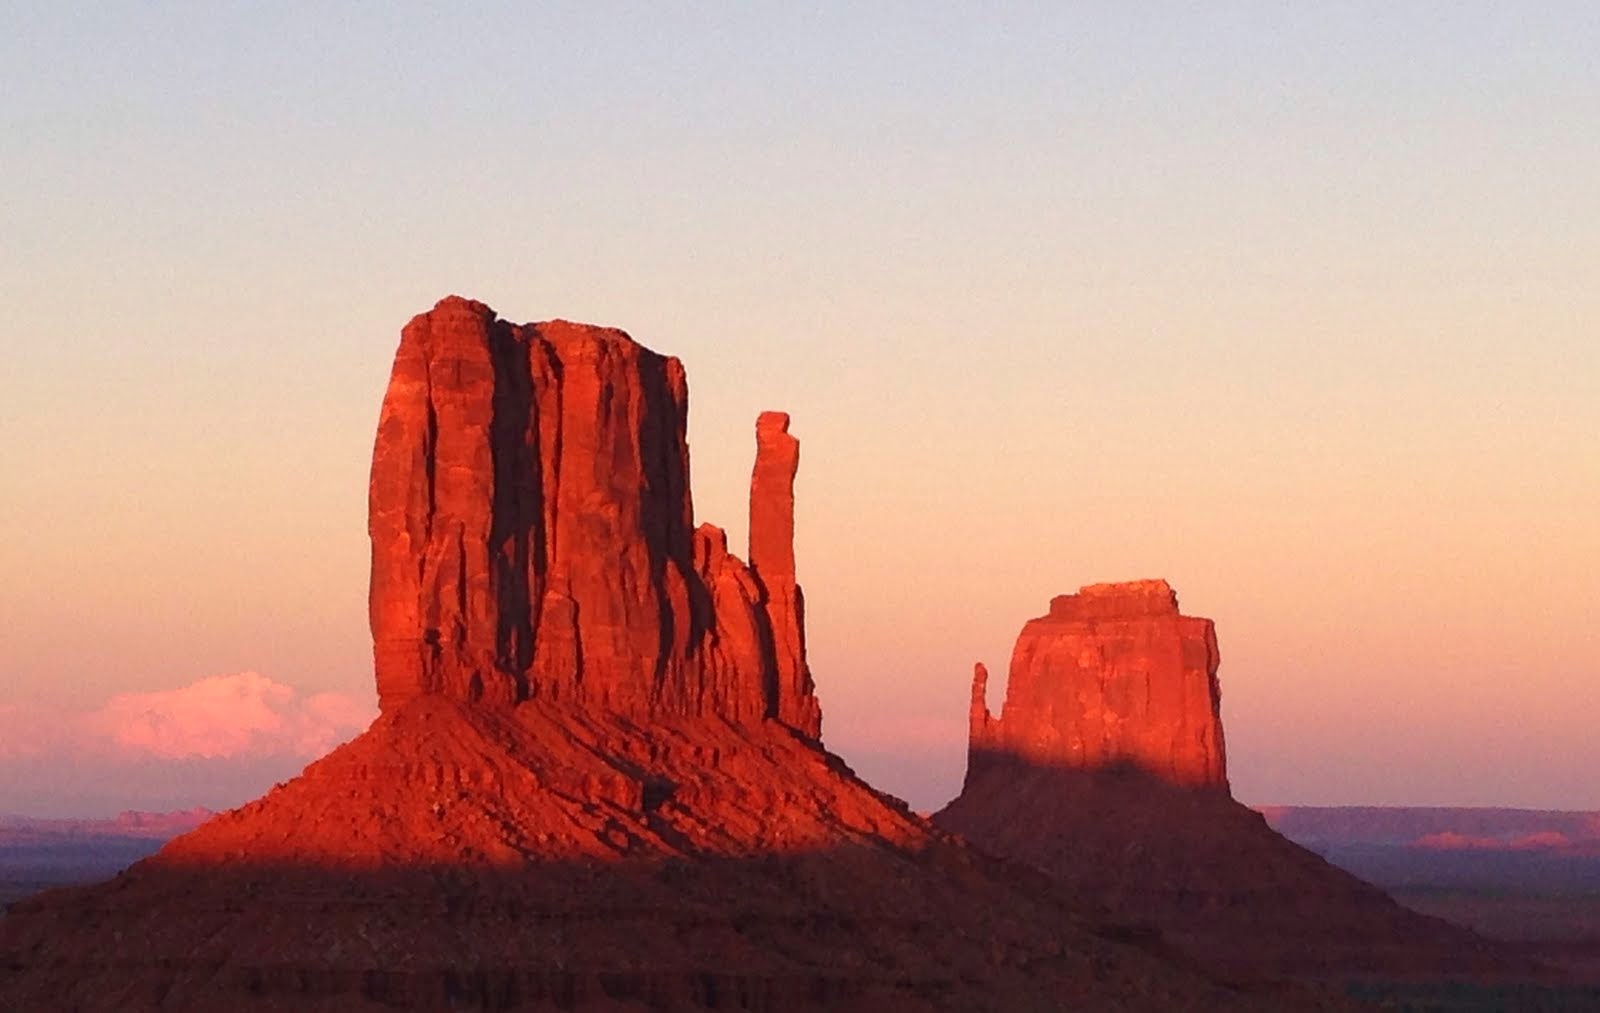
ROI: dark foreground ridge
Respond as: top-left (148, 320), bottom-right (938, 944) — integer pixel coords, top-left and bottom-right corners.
top-left (936, 583), bottom-right (1543, 985)
top-left (3, 698), bottom-right (1297, 1011)
top-left (0, 300), bottom-right (1304, 1011)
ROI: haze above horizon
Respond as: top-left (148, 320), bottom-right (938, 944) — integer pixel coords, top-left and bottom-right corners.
top-left (2, 4), bottom-right (1595, 815)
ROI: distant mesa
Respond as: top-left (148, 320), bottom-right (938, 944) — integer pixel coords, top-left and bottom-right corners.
top-left (937, 582), bottom-right (1531, 982)
top-left (0, 298), bottom-right (1262, 1011)
top-left (0, 809), bottom-right (213, 841)
top-left (1260, 805), bottom-right (1600, 859)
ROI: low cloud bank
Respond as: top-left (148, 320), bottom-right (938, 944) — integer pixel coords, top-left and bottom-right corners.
top-left (87, 672), bottom-right (373, 760)
top-left (0, 673), bottom-right (376, 817)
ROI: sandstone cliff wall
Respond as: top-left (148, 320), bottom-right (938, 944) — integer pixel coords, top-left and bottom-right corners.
top-left (369, 296), bottom-right (819, 738)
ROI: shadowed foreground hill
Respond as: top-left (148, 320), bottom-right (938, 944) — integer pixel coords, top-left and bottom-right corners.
top-left (2, 696), bottom-right (1283, 1011)
top-left (936, 583), bottom-right (1534, 985)
top-left (0, 299), bottom-right (1296, 1011)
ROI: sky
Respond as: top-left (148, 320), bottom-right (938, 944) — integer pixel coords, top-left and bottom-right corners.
top-left (1, 3), bottom-right (1596, 815)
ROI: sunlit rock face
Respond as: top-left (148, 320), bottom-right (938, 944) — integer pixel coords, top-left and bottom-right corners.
top-left (967, 579), bottom-right (1227, 792)
top-left (369, 296), bottom-right (820, 739)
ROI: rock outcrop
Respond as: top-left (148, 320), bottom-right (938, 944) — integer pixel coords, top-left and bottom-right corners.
top-left (748, 411), bottom-right (820, 740)
top-left (368, 298), bottom-right (817, 737)
top-left (0, 300), bottom-right (1279, 1012)
top-left (966, 580), bottom-right (1226, 791)
top-left (938, 583), bottom-right (1532, 984)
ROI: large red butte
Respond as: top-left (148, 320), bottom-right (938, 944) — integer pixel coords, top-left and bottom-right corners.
top-left (369, 296), bottom-right (819, 738)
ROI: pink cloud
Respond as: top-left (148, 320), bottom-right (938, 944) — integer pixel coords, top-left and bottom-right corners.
top-left (0, 673), bottom-right (375, 763)
top-left (0, 674), bottom-right (378, 816)
top-left (85, 673), bottom-right (374, 760)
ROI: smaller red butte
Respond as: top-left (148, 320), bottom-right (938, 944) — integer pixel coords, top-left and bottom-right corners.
top-left (968, 579), bottom-right (1228, 792)
top-left (940, 579), bottom-right (1523, 982)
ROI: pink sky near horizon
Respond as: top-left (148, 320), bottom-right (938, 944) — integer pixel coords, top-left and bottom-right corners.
top-left (2, 6), bottom-right (1596, 814)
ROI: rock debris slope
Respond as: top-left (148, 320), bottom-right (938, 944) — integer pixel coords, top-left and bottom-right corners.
top-left (0, 299), bottom-right (1281, 1012)
top-left (936, 581), bottom-right (1530, 984)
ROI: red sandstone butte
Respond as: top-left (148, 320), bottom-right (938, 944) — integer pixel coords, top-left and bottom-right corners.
top-left (368, 298), bottom-right (817, 735)
top-left (939, 582), bottom-right (1533, 985)
top-left (968, 579), bottom-right (1226, 791)
top-left (0, 299), bottom-right (1270, 1012)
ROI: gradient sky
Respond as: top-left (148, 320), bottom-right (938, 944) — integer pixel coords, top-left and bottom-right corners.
top-left (2, 4), bottom-right (1596, 815)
